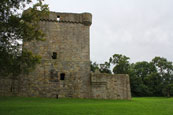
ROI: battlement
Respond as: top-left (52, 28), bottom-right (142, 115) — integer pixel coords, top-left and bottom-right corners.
top-left (41, 11), bottom-right (92, 26)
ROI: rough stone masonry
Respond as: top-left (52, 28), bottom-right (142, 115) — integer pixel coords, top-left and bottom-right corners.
top-left (0, 11), bottom-right (131, 100)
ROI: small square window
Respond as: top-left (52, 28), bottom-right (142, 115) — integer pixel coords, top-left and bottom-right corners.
top-left (57, 16), bottom-right (60, 21)
top-left (52, 52), bottom-right (57, 59)
top-left (60, 73), bottom-right (65, 80)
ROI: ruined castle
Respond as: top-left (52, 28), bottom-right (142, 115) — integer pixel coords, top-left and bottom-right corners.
top-left (0, 11), bottom-right (131, 100)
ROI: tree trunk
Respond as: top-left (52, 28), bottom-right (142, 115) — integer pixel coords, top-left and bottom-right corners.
top-left (167, 90), bottom-right (170, 98)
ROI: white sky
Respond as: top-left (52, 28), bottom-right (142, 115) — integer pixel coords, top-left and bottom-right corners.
top-left (42, 0), bottom-right (173, 63)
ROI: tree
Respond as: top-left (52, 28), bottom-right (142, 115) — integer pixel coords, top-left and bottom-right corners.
top-left (162, 84), bottom-right (173, 97)
top-left (130, 57), bottom-right (173, 97)
top-left (90, 61), bottom-right (99, 73)
top-left (0, 0), bottom-right (49, 78)
top-left (133, 61), bottom-right (156, 81)
top-left (152, 57), bottom-right (173, 97)
top-left (99, 61), bottom-right (111, 74)
top-left (90, 61), bottom-right (111, 74)
top-left (109, 54), bottom-right (130, 74)
top-left (129, 61), bottom-right (157, 96)
top-left (144, 72), bottom-right (163, 96)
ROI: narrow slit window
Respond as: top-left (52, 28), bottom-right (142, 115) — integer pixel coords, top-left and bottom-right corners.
top-left (60, 73), bottom-right (65, 80)
top-left (52, 52), bottom-right (57, 59)
top-left (57, 16), bottom-right (60, 21)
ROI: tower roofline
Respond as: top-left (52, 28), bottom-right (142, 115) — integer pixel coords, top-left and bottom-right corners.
top-left (42, 11), bottom-right (92, 26)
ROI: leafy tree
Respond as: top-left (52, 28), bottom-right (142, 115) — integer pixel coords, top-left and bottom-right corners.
top-left (162, 84), bottom-right (173, 97)
top-left (152, 57), bottom-right (173, 97)
top-left (99, 61), bottom-right (111, 74)
top-left (90, 61), bottom-right (111, 74)
top-left (0, 0), bottom-right (49, 79)
top-left (133, 61), bottom-right (156, 81)
top-left (144, 72), bottom-right (163, 96)
top-left (109, 54), bottom-right (130, 74)
top-left (90, 61), bottom-right (99, 73)
top-left (129, 61), bottom-right (157, 96)
top-left (130, 57), bottom-right (173, 97)
top-left (152, 57), bottom-right (173, 77)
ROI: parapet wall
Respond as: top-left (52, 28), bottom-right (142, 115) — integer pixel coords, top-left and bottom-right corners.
top-left (0, 73), bottom-right (131, 100)
top-left (91, 73), bottom-right (131, 100)
top-left (41, 12), bottom-right (92, 26)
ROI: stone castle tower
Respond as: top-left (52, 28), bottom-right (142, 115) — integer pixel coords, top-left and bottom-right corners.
top-left (23, 12), bottom-right (92, 98)
top-left (0, 11), bottom-right (131, 100)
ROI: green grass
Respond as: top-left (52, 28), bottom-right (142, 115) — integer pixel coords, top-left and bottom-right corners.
top-left (0, 97), bottom-right (173, 115)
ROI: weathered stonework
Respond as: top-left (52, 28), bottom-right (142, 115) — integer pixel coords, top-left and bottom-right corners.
top-left (0, 11), bottom-right (131, 100)
top-left (91, 73), bottom-right (131, 100)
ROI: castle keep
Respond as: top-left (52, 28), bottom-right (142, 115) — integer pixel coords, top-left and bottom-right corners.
top-left (0, 11), bottom-right (131, 100)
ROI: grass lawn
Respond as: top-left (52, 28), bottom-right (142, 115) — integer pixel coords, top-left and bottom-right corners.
top-left (0, 97), bottom-right (173, 115)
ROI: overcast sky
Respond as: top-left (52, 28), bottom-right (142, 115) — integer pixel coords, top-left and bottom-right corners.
top-left (43, 0), bottom-right (173, 63)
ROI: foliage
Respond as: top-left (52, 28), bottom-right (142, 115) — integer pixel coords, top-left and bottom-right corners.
top-left (90, 61), bottom-right (99, 73)
top-left (151, 57), bottom-right (173, 97)
top-left (109, 54), bottom-right (130, 74)
top-left (0, 0), bottom-right (49, 78)
top-left (130, 57), bottom-right (173, 97)
top-left (129, 61), bottom-right (157, 96)
top-left (99, 61), bottom-right (112, 74)
top-left (90, 61), bottom-right (111, 74)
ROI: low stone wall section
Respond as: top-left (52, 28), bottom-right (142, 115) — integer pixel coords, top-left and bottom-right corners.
top-left (91, 73), bottom-right (131, 100)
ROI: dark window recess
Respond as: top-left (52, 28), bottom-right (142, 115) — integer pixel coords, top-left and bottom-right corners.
top-left (56, 94), bottom-right (59, 99)
top-left (60, 73), bottom-right (65, 80)
top-left (52, 52), bottom-right (57, 59)
top-left (57, 16), bottom-right (60, 21)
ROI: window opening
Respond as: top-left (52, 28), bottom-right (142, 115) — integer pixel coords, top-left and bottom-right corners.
top-left (60, 73), bottom-right (65, 80)
top-left (52, 52), bottom-right (57, 59)
top-left (57, 16), bottom-right (60, 21)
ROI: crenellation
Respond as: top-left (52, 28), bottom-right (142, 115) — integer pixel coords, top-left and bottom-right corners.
top-left (40, 12), bottom-right (92, 26)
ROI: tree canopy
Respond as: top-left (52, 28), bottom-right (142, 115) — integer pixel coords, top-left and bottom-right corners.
top-left (109, 54), bottom-right (130, 74)
top-left (0, 0), bottom-right (49, 78)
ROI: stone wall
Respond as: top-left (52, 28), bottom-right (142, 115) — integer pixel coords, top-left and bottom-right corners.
top-left (0, 78), bottom-right (18, 96)
top-left (91, 73), bottom-right (131, 100)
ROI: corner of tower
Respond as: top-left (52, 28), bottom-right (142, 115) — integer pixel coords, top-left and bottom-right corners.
top-left (82, 12), bottom-right (92, 26)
